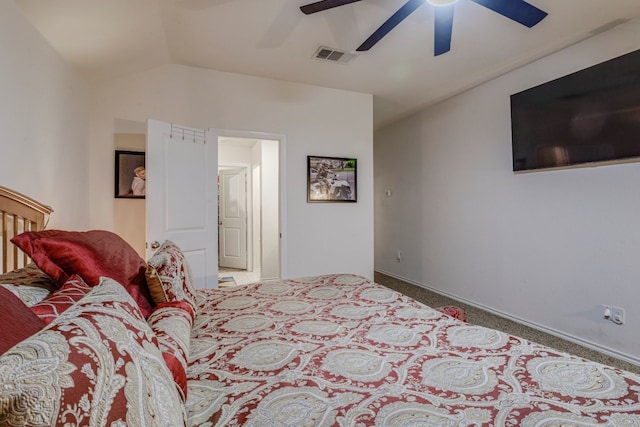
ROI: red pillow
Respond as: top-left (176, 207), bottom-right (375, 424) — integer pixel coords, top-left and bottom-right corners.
top-left (0, 286), bottom-right (45, 354)
top-left (12, 230), bottom-right (153, 317)
top-left (30, 275), bottom-right (92, 324)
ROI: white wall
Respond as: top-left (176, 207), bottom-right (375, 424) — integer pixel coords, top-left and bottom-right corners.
top-left (252, 144), bottom-right (262, 274)
top-left (0, 2), bottom-right (89, 230)
top-left (261, 140), bottom-right (279, 279)
top-left (89, 64), bottom-right (373, 279)
top-left (375, 23), bottom-right (640, 363)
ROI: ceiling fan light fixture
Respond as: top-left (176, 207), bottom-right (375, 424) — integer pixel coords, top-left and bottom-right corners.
top-left (301, 0), bottom-right (547, 55)
top-left (427, 0), bottom-right (457, 6)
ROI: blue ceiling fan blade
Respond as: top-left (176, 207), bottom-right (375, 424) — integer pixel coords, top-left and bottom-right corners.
top-left (472, 0), bottom-right (547, 27)
top-left (300, 0), bottom-right (363, 15)
top-left (434, 4), bottom-right (454, 56)
top-left (357, 0), bottom-right (426, 51)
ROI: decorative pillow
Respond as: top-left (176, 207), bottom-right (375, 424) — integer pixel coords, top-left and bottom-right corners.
top-left (0, 277), bottom-right (186, 426)
top-left (147, 300), bottom-right (195, 400)
top-left (11, 229), bottom-right (153, 317)
top-left (0, 287), bottom-right (45, 355)
top-left (0, 262), bottom-right (57, 292)
top-left (30, 274), bottom-right (92, 324)
top-left (0, 283), bottom-right (51, 306)
top-left (146, 240), bottom-right (197, 311)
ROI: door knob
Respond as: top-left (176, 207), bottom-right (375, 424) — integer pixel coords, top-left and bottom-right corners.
top-left (150, 241), bottom-right (161, 250)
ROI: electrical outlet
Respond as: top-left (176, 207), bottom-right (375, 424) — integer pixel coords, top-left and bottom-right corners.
top-left (611, 306), bottom-right (625, 325)
top-left (396, 250), bottom-right (402, 262)
top-left (603, 305), bottom-right (625, 325)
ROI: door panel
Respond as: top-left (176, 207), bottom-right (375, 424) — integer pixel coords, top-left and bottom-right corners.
top-left (219, 167), bottom-right (247, 269)
top-left (165, 141), bottom-right (207, 230)
top-left (147, 119), bottom-right (219, 289)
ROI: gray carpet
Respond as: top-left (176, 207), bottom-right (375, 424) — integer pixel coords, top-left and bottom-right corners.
top-left (375, 272), bottom-right (640, 375)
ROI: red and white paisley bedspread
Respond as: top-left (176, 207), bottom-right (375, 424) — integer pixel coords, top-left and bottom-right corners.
top-left (185, 274), bottom-right (640, 426)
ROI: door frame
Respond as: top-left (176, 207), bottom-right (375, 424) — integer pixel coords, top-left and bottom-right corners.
top-left (214, 128), bottom-right (287, 279)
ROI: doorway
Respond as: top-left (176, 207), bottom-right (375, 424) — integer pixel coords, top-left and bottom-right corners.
top-left (218, 135), bottom-right (281, 286)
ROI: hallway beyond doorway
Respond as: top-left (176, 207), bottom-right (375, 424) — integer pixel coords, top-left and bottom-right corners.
top-left (218, 134), bottom-right (282, 281)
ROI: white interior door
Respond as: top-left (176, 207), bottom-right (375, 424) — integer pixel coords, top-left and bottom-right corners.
top-left (146, 119), bottom-right (218, 289)
top-left (218, 168), bottom-right (247, 269)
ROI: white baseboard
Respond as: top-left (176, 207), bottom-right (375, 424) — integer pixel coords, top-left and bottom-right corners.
top-left (375, 269), bottom-right (640, 367)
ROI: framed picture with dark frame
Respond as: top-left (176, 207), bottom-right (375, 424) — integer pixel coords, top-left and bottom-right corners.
top-left (307, 155), bottom-right (357, 203)
top-left (115, 150), bottom-right (146, 198)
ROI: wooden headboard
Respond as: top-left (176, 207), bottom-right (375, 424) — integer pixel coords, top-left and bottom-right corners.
top-left (0, 185), bottom-right (52, 274)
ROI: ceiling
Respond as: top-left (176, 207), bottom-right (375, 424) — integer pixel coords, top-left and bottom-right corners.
top-left (14, 0), bottom-right (640, 129)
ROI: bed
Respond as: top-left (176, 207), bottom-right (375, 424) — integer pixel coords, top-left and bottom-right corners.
top-left (0, 185), bottom-right (52, 274)
top-left (1, 187), bottom-right (640, 426)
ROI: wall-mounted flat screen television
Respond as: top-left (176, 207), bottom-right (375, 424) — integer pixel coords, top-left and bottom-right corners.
top-left (510, 48), bottom-right (640, 172)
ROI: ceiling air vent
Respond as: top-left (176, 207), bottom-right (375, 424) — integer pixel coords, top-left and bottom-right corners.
top-left (313, 46), bottom-right (357, 64)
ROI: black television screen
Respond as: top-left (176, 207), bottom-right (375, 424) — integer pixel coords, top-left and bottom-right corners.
top-left (510, 48), bottom-right (640, 172)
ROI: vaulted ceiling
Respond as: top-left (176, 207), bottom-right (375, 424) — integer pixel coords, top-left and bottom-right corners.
top-left (15, 0), bottom-right (640, 129)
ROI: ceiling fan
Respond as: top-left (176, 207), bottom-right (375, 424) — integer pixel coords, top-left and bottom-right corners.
top-left (300, 0), bottom-right (548, 56)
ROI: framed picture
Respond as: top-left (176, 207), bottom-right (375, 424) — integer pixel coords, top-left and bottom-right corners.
top-left (307, 155), bottom-right (357, 202)
top-left (115, 150), bottom-right (146, 198)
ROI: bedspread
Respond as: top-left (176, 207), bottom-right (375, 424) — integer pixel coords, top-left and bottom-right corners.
top-left (185, 274), bottom-right (640, 426)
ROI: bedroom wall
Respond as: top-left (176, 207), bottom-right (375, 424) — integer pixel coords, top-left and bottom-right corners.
top-left (89, 64), bottom-right (373, 279)
top-left (374, 21), bottom-right (640, 363)
top-left (0, 1), bottom-right (89, 230)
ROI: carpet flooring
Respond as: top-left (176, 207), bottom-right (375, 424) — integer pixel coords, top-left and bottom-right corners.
top-left (375, 272), bottom-right (640, 375)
